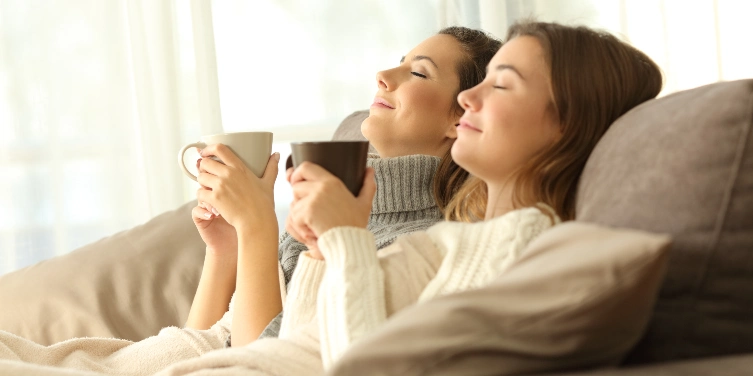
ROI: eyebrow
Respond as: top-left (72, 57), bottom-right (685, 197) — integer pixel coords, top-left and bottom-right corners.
top-left (400, 55), bottom-right (439, 69)
top-left (488, 64), bottom-right (526, 80)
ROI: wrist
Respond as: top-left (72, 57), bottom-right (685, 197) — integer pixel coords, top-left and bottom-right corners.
top-left (203, 249), bottom-right (238, 269)
top-left (236, 216), bottom-right (278, 237)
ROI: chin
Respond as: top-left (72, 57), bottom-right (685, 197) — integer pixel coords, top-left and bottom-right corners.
top-left (360, 117), bottom-right (389, 150)
top-left (450, 142), bottom-right (475, 174)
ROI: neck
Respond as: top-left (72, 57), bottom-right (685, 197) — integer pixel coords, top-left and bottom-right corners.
top-left (484, 180), bottom-right (515, 220)
top-left (368, 154), bottom-right (441, 215)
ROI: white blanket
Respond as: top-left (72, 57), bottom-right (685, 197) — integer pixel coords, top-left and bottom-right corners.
top-left (0, 322), bottom-right (322, 376)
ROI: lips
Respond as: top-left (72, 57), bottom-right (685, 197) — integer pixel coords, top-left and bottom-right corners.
top-left (371, 97), bottom-right (395, 109)
top-left (458, 119), bottom-right (481, 132)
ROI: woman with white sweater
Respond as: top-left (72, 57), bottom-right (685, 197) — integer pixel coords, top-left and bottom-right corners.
top-left (153, 20), bottom-right (664, 375)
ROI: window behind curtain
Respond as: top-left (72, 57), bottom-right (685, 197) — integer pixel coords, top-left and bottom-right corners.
top-left (0, 0), bottom-right (442, 275)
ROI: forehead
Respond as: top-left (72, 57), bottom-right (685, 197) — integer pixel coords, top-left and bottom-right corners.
top-left (407, 34), bottom-right (464, 71)
top-left (491, 36), bottom-right (549, 80)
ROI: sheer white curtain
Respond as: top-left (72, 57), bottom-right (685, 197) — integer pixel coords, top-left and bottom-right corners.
top-left (0, 0), bottom-right (219, 274)
top-left (209, 0), bottom-right (440, 231)
top-left (0, 0), bottom-right (444, 275)
top-left (439, 0), bottom-right (753, 96)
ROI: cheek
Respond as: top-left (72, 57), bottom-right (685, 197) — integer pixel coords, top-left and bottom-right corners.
top-left (402, 88), bottom-right (453, 137)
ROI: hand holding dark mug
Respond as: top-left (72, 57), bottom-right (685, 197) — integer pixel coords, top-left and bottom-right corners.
top-left (285, 141), bottom-right (373, 259)
top-left (289, 141), bottom-right (370, 195)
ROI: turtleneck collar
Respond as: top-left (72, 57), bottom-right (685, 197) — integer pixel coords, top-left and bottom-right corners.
top-left (367, 154), bottom-right (441, 215)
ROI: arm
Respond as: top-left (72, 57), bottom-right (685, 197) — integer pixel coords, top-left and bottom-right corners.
top-left (230, 221), bottom-right (283, 346)
top-left (316, 227), bottom-right (443, 369)
top-left (185, 248), bottom-right (237, 330)
top-left (193, 144), bottom-right (283, 346)
top-left (185, 193), bottom-right (239, 329)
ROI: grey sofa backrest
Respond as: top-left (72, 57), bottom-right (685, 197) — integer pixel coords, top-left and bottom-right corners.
top-left (331, 110), bottom-right (377, 154)
top-left (576, 79), bottom-right (753, 364)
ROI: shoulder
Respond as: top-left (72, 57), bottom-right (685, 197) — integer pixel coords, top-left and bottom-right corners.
top-left (425, 205), bottom-right (558, 250)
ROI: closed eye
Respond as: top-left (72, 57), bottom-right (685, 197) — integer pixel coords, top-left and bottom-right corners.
top-left (493, 85), bottom-right (507, 90)
top-left (411, 72), bottom-right (427, 79)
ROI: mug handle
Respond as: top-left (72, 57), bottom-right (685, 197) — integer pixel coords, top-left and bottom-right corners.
top-left (178, 142), bottom-right (207, 182)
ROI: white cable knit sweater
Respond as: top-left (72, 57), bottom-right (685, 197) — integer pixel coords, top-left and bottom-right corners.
top-left (279, 205), bottom-right (558, 370)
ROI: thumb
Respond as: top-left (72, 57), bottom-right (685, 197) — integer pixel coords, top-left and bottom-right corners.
top-left (261, 152), bottom-right (280, 186)
top-left (356, 167), bottom-right (377, 206)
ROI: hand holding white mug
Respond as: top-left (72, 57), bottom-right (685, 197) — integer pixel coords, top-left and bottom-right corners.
top-left (179, 132), bottom-right (273, 180)
top-left (179, 131), bottom-right (277, 232)
top-left (195, 144), bottom-right (280, 231)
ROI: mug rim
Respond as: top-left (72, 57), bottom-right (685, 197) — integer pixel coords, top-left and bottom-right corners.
top-left (290, 140), bottom-right (369, 145)
top-left (203, 131), bottom-right (273, 138)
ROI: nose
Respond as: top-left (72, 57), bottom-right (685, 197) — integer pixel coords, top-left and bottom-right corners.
top-left (457, 86), bottom-right (480, 112)
top-left (375, 68), bottom-right (396, 91)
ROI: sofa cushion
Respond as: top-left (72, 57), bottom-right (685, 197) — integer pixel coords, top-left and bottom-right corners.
top-left (576, 79), bottom-right (753, 364)
top-left (0, 200), bottom-right (205, 345)
top-left (331, 110), bottom-right (377, 154)
top-left (328, 222), bottom-right (671, 376)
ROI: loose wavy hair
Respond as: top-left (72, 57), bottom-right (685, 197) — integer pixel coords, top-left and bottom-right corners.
top-left (432, 26), bottom-right (502, 212)
top-left (445, 21), bottom-right (663, 221)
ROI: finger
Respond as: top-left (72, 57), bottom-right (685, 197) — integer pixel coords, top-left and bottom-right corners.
top-left (196, 187), bottom-right (216, 212)
top-left (203, 201), bottom-right (220, 217)
top-left (291, 180), bottom-right (317, 200)
top-left (357, 167), bottom-right (377, 205)
top-left (261, 152), bottom-right (280, 186)
top-left (290, 162), bottom-right (336, 185)
top-left (286, 209), bottom-right (314, 244)
top-left (288, 200), bottom-right (317, 240)
top-left (199, 157), bottom-right (229, 177)
top-left (200, 143), bottom-right (244, 169)
top-left (286, 167), bottom-right (294, 183)
top-left (192, 205), bottom-right (214, 221)
top-left (197, 171), bottom-right (221, 190)
top-left (196, 158), bottom-right (202, 172)
top-left (285, 215), bottom-right (306, 244)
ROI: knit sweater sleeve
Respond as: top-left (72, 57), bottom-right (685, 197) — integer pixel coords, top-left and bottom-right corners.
top-left (316, 226), bottom-right (443, 369)
top-left (279, 230), bottom-right (310, 289)
top-left (278, 251), bottom-right (327, 338)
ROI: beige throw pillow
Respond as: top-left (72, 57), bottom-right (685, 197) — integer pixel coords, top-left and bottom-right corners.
top-left (328, 222), bottom-right (672, 376)
top-left (0, 201), bottom-right (205, 345)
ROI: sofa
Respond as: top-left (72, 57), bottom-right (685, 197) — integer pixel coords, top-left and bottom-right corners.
top-left (0, 79), bottom-right (750, 375)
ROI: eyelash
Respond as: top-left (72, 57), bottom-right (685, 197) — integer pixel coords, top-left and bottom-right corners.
top-left (411, 72), bottom-right (427, 79)
top-left (493, 85), bottom-right (507, 90)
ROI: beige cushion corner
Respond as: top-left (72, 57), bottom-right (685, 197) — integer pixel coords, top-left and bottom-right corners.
top-left (0, 200), bottom-right (205, 345)
top-left (331, 110), bottom-right (377, 154)
top-left (328, 222), bottom-right (671, 376)
top-left (576, 79), bottom-right (753, 363)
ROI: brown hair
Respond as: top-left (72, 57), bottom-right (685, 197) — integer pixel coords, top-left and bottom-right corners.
top-left (446, 21), bottom-right (663, 221)
top-left (432, 26), bottom-right (502, 212)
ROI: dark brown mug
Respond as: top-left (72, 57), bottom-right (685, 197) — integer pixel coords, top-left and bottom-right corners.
top-left (289, 141), bottom-right (370, 196)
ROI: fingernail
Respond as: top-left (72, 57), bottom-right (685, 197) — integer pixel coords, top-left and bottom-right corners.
top-left (274, 152), bottom-right (280, 162)
top-left (211, 208), bottom-right (219, 216)
top-left (203, 212), bottom-right (211, 219)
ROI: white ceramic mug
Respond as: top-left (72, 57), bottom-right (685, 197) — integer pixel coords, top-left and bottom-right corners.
top-left (178, 132), bottom-right (273, 181)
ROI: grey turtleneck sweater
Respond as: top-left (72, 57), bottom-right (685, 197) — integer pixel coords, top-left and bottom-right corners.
top-left (260, 154), bottom-right (443, 338)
